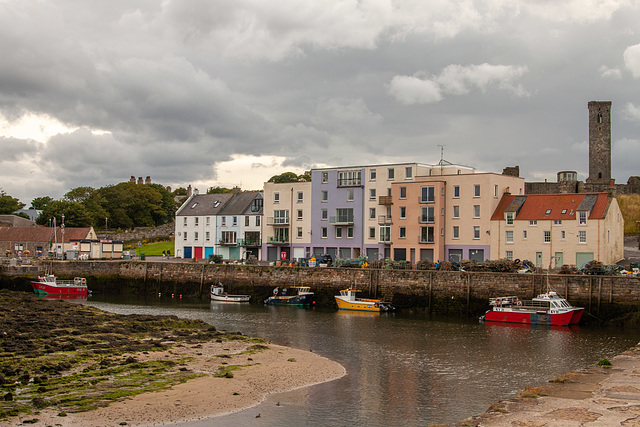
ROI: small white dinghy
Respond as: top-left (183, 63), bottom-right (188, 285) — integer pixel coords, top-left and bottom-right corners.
top-left (210, 283), bottom-right (250, 302)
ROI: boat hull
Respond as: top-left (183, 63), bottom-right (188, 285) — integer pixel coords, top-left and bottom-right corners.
top-left (31, 282), bottom-right (87, 296)
top-left (264, 294), bottom-right (314, 306)
top-left (211, 294), bottom-right (250, 303)
top-left (335, 296), bottom-right (382, 312)
top-left (483, 309), bottom-right (576, 326)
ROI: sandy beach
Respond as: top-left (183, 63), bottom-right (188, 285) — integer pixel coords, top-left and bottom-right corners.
top-left (3, 340), bottom-right (345, 427)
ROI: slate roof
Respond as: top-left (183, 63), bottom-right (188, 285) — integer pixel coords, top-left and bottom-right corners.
top-left (0, 226), bottom-right (94, 243)
top-left (219, 192), bottom-right (263, 215)
top-left (175, 193), bottom-right (233, 217)
top-left (491, 193), bottom-right (611, 221)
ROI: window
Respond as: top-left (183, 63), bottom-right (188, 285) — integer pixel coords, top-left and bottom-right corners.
top-left (369, 227), bottom-right (376, 239)
top-left (347, 189), bottom-right (354, 201)
top-left (473, 226), bottom-right (480, 239)
top-left (338, 170), bottom-right (361, 186)
top-left (221, 217), bottom-right (226, 226)
top-left (321, 227), bottom-right (328, 238)
top-left (399, 227), bottom-right (406, 238)
top-left (579, 230), bottom-right (586, 243)
top-left (506, 250), bottom-right (513, 261)
top-left (297, 227), bottom-right (303, 238)
top-left (379, 226), bottom-right (391, 242)
top-left (273, 210), bottom-right (288, 224)
top-left (321, 190), bottom-right (328, 202)
top-left (453, 226), bottom-right (459, 239)
top-left (297, 192), bottom-right (303, 203)
top-left (183, 217), bottom-right (187, 226)
top-left (400, 187), bottom-right (407, 199)
top-left (274, 192), bottom-right (280, 203)
top-left (400, 207), bottom-right (406, 219)
top-left (506, 212), bottom-right (514, 225)
top-left (494, 185), bottom-right (498, 197)
top-left (194, 232), bottom-right (198, 241)
top-left (183, 232), bottom-right (187, 241)
top-left (421, 186), bottom-right (435, 203)
top-left (322, 172), bottom-right (328, 183)
top-left (250, 198), bottom-right (263, 212)
top-left (321, 209), bottom-right (328, 220)
top-left (388, 168), bottom-right (395, 179)
top-left (421, 206), bottom-right (434, 223)
top-left (453, 185), bottom-right (460, 198)
top-left (336, 228), bottom-right (342, 238)
top-left (473, 205), bottom-right (480, 218)
top-left (347, 227), bottom-right (353, 238)
top-left (544, 230), bottom-right (551, 243)
top-left (405, 167), bottom-right (412, 178)
top-left (453, 206), bottom-right (459, 218)
top-left (206, 231), bottom-right (210, 242)
top-left (579, 211), bottom-right (587, 225)
top-left (523, 230), bottom-right (527, 240)
top-left (420, 226), bottom-right (435, 243)
top-left (369, 208), bottom-right (376, 219)
top-left (195, 217), bottom-right (199, 226)
top-left (553, 220), bottom-right (562, 226)
top-left (297, 209), bottom-right (303, 220)
top-left (335, 208), bottom-right (354, 223)
top-left (561, 230), bottom-right (565, 240)
top-left (222, 231), bottom-right (236, 244)
top-left (370, 189), bottom-right (376, 200)
top-left (232, 216), bottom-right (237, 226)
top-left (474, 184), bottom-right (480, 197)
top-left (506, 230), bottom-right (513, 243)
top-left (206, 217), bottom-right (210, 225)
top-left (245, 216), bottom-right (249, 226)
top-left (545, 209), bottom-right (552, 215)
top-left (529, 220), bottom-right (537, 226)
top-left (256, 216), bottom-right (261, 226)
top-left (370, 169), bottom-right (376, 180)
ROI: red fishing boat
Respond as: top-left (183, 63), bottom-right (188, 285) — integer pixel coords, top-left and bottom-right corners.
top-left (481, 292), bottom-right (584, 326)
top-left (31, 274), bottom-right (88, 296)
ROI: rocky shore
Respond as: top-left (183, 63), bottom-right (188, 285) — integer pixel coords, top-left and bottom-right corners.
top-left (0, 290), bottom-right (345, 426)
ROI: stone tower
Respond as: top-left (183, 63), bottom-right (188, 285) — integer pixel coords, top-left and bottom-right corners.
top-left (587, 101), bottom-right (612, 183)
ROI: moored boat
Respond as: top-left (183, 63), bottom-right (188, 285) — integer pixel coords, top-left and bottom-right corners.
top-left (210, 283), bottom-right (250, 302)
top-left (264, 286), bottom-right (314, 306)
top-left (334, 288), bottom-right (394, 312)
top-left (31, 274), bottom-right (88, 296)
top-left (481, 292), bottom-right (584, 326)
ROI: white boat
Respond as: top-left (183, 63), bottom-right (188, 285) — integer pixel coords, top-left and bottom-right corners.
top-left (210, 283), bottom-right (250, 302)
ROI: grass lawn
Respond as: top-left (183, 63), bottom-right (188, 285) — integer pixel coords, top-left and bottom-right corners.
top-left (130, 240), bottom-right (175, 256)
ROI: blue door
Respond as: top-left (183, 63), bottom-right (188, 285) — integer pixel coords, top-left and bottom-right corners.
top-left (184, 246), bottom-right (192, 259)
top-left (204, 247), bottom-right (214, 259)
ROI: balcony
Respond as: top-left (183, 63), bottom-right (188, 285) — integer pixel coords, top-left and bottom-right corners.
top-left (378, 215), bottom-right (392, 225)
top-left (419, 215), bottom-right (435, 223)
top-left (378, 195), bottom-right (393, 205)
top-left (237, 238), bottom-right (262, 247)
top-left (330, 215), bottom-right (354, 225)
top-left (379, 236), bottom-right (391, 244)
top-left (266, 217), bottom-right (289, 226)
top-left (219, 239), bottom-right (237, 246)
top-left (268, 236), bottom-right (289, 244)
top-left (337, 176), bottom-right (362, 187)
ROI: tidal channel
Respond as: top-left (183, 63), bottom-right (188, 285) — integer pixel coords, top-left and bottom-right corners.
top-left (81, 294), bottom-right (640, 426)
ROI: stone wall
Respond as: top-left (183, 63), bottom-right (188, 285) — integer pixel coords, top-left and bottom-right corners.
top-left (97, 222), bottom-right (175, 242)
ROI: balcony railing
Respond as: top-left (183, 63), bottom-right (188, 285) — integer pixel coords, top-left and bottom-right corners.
top-left (237, 238), bottom-right (262, 247)
top-left (268, 236), bottom-right (289, 244)
top-left (219, 239), bottom-right (237, 246)
top-left (337, 178), bottom-right (362, 187)
top-left (378, 215), bottom-right (392, 225)
top-left (379, 236), bottom-right (391, 244)
top-left (266, 217), bottom-right (289, 226)
top-left (330, 215), bottom-right (354, 225)
top-left (378, 195), bottom-right (393, 205)
top-left (419, 238), bottom-right (435, 244)
top-left (419, 215), bottom-right (435, 223)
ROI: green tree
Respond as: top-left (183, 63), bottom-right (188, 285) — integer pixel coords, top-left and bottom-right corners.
top-left (267, 172), bottom-right (311, 183)
top-left (36, 200), bottom-right (92, 227)
top-left (173, 187), bottom-right (188, 196)
top-left (0, 190), bottom-right (25, 214)
top-left (30, 196), bottom-right (53, 210)
top-left (64, 186), bottom-right (95, 204)
top-left (207, 186), bottom-right (234, 194)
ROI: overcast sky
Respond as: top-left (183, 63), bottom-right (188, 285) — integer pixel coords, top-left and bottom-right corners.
top-left (2, 0), bottom-right (640, 205)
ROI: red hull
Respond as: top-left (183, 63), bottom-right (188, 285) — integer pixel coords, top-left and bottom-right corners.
top-left (483, 309), bottom-right (576, 326)
top-left (31, 281), bottom-right (87, 295)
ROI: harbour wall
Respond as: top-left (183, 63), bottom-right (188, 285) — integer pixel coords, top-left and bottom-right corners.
top-left (3, 260), bottom-right (639, 322)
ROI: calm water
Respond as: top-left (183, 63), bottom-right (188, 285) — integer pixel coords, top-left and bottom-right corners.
top-left (81, 295), bottom-right (640, 426)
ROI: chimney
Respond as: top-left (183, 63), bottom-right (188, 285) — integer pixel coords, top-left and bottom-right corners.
top-left (130, 176), bottom-right (136, 183)
top-left (137, 177), bottom-right (143, 184)
top-left (145, 176), bottom-right (151, 184)
top-left (232, 186), bottom-right (241, 194)
top-left (504, 187), bottom-right (510, 195)
top-left (187, 185), bottom-right (192, 197)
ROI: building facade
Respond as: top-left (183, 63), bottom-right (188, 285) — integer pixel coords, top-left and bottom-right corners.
top-left (217, 192), bottom-right (263, 261)
top-left (490, 193), bottom-right (624, 268)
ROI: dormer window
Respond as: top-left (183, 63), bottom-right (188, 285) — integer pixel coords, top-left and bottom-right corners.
top-left (579, 211), bottom-right (587, 225)
top-left (506, 212), bottom-right (514, 225)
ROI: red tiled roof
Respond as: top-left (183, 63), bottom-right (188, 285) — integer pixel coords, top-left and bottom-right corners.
top-left (491, 193), bottom-right (611, 221)
top-left (0, 226), bottom-right (93, 243)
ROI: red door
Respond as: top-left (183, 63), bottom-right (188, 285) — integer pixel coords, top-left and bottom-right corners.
top-left (194, 247), bottom-right (203, 260)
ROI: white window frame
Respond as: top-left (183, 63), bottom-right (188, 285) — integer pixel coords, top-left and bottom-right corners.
top-left (453, 206), bottom-right (459, 219)
top-left (473, 205), bottom-right (480, 218)
top-left (506, 212), bottom-right (514, 225)
top-left (473, 226), bottom-right (480, 240)
top-left (579, 230), bottom-right (586, 243)
top-left (506, 230), bottom-right (513, 243)
top-left (453, 226), bottom-right (459, 239)
top-left (274, 192), bottom-right (280, 203)
top-left (544, 230), bottom-right (551, 243)
top-left (453, 185), bottom-right (460, 198)
top-left (474, 184), bottom-right (480, 197)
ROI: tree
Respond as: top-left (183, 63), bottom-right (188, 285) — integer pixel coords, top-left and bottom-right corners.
top-left (173, 187), bottom-right (188, 196)
top-left (36, 200), bottom-right (92, 227)
top-left (0, 190), bottom-right (25, 214)
top-left (64, 187), bottom-right (95, 204)
top-left (267, 172), bottom-right (311, 183)
top-left (30, 196), bottom-right (53, 210)
top-left (207, 186), bottom-right (234, 194)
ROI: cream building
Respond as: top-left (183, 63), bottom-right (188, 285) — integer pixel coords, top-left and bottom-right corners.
top-left (490, 193), bottom-right (624, 268)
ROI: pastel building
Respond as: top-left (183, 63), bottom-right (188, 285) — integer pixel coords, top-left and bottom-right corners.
top-left (262, 181), bottom-right (312, 261)
top-left (217, 191), bottom-right (263, 261)
top-left (490, 192), bottom-right (624, 268)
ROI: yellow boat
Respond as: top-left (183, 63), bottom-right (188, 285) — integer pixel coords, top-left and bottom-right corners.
top-left (334, 288), bottom-right (394, 312)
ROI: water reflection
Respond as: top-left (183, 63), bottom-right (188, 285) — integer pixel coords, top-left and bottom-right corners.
top-left (82, 295), bottom-right (640, 426)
